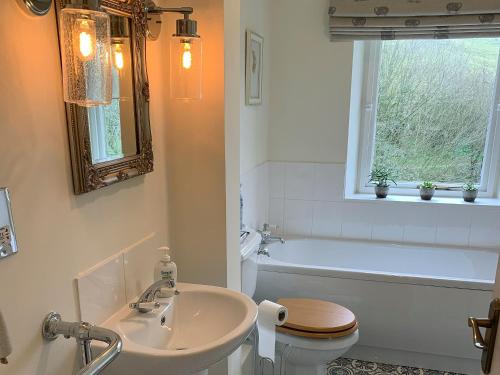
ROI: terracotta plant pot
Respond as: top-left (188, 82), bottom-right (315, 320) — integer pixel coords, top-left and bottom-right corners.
top-left (419, 187), bottom-right (435, 201)
top-left (374, 185), bottom-right (389, 198)
top-left (463, 189), bottom-right (478, 203)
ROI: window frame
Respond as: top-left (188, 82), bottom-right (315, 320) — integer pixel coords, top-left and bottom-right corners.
top-left (356, 40), bottom-right (500, 198)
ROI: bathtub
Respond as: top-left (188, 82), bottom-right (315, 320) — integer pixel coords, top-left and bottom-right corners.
top-left (254, 238), bottom-right (499, 374)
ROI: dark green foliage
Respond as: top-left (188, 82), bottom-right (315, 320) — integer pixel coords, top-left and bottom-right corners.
top-left (368, 167), bottom-right (397, 187)
top-left (373, 38), bottom-right (500, 184)
top-left (103, 99), bottom-right (123, 158)
top-left (463, 182), bottom-right (478, 191)
top-left (420, 181), bottom-right (435, 189)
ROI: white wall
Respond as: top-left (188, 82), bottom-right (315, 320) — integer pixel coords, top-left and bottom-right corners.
top-left (224, 2), bottom-right (244, 374)
top-left (239, 0), bottom-right (272, 231)
top-left (0, 2), bottom-right (169, 374)
top-left (164, 0), bottom-right (231, 288)
top-left (239, 0), bottom-right (271, 176)
top-left (268, 0), bottom-right (353, 164)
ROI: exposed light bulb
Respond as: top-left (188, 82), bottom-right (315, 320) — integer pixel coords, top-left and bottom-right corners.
top-left (182, 42), bottom-right (192, 70)
top-left (113, 44), bottom-right (124, 70)
top-left (171, 35), bottom-right (201, 100)
top-left (75, 18), bottom-right (97, 61)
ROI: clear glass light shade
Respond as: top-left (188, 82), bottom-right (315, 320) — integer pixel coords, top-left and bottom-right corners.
top-left (170, 36), bottom-right (202, 100)
top-left (59, 8), bottom-right (112, 107)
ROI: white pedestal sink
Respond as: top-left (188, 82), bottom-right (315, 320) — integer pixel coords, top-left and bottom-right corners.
top-left (94, 283), bottom-right (258, 375)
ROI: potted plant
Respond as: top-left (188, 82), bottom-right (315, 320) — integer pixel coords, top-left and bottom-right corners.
top-left (463, 183), bottom-right (478, 203)
top-left (368, 167), bottom-right (397, 198)
top-left (419, 181), bottom-right (436, 201)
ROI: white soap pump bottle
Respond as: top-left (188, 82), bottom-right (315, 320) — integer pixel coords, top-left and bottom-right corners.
top-left (154, 247), bottom-right (177, 297)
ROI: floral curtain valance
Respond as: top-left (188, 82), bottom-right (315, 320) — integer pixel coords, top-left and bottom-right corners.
top-left (329, 0), bottom-right (500, 41)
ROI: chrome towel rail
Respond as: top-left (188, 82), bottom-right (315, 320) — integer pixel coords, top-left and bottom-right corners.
top-left (42, 312), bottom-right (122, 375)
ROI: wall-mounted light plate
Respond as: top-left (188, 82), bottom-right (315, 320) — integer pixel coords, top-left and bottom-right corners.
top-left (146, 1), bottom-right (162, 41)
top-left (146, 13), bottom-right (162, 41)
top-left (0, 188), bottom-right (18, 260)
top-left (23, 0), bottom-right (52, 16)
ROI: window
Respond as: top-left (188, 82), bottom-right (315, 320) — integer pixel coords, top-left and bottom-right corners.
top-left (88, 68), bottom-right (125, 164)
top-left (356, 38), bottom-right (500, 197)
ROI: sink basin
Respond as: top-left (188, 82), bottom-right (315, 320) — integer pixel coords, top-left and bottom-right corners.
top-left (95, 283), bottom-right (258, 375)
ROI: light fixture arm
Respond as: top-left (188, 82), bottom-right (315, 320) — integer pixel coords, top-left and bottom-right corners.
top-left (145, 6), bottom-right (194, 16)
top-left (145, 1), bottom-right (198, 38)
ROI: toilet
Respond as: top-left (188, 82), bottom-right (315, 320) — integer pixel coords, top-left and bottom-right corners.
top-left (274, 298), bottom-right (359, 375)
top-left (240, 229), bottom-right (359, 375)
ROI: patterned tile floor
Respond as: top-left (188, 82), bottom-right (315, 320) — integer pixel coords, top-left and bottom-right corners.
top-left (327, 358), bottom-right (466, 375)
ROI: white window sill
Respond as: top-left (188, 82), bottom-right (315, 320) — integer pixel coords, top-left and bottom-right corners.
top-left (345, 193), bottom-right (500, 207)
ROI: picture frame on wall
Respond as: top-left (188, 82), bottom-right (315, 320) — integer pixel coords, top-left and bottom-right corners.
top-left (245, 30), bottom-right (264, 105)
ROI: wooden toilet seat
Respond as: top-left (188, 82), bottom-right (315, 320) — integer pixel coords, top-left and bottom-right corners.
top-left (276, 298), bottom-right (358, 339)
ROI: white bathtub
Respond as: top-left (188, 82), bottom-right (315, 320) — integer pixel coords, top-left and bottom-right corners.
top-left (254, 238), bottom-right (499, 374)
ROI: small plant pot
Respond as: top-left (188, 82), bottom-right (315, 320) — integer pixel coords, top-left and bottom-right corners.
top-left (374, 185), bottom-right (389, 199)
top-left (463, 189), bottom-right (478, 203)
top-left (419, 187), bottom-right (435, 201)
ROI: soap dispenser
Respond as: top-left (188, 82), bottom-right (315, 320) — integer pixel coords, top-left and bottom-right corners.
top-left (154, 247), bottom-right (177, 297)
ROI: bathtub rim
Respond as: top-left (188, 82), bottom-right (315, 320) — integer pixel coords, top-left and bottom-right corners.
top-left (259, 236), bottom-right (498, 291)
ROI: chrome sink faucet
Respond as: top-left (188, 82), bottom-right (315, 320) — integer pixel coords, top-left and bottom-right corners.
top-left (129, 279), bottom-right (177, 313)
top-left (258, 223), bottom-right (285, 244)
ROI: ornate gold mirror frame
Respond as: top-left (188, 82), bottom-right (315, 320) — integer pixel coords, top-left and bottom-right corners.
top-left (55, 0), bottom-right (153, 195)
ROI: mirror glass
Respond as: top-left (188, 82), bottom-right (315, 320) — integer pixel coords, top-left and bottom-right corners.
top-left (88, 15), bottom-right (137, 164)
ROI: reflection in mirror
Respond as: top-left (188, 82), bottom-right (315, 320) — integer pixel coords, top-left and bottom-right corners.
top-left (88, 15), bottom-right (137, 164)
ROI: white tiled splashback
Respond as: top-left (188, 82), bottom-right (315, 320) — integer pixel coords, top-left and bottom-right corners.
top-left (241, 161), bottom-right (500, 249)
top-left (240, 163), bottom-right (269, 232)
top-left (76, 233), bottom-right (160, 324)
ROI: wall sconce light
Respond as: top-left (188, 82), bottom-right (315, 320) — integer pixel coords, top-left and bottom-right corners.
top-left (23, 0), bottom-right (202, 104)
top-left (110, 15), bottom-right (130, 72)
top-left (112, 41), bottom-right (125, 71)
top-left (24, 0), bottom-right (112, 107)
top-left (146, 2), bottom-right (202, 100)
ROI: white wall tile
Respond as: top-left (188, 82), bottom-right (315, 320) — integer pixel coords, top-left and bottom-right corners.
top-left (241, 163), bottom-right (269, 231)
top-left (340, 202), bottom-right (373, 240)
top-left (285, 163), bottom-right (315, 200)
top-left (469, 207), bottom-right (500, 249)
top-left (256, 163), bottom-right (269, 228)
top-left (435, 206), bottom-right (471, 247)
top-left (269, 198), bottom-right (285, 235)
top-left (244, 161), bottom-right (500, 248)
top-left (76, 253), bottom-right (126, 324)
top-left (269, 162), bottom-right (285, 198)
top-left (243, 167), bottom-right (258, 230)
top-left (123, 233), bottom-right (160, 303)
top-left (371, 205), bottom-right (405, 242)
top-left (313, 164), bottom-right (344, 202)
top-left (402, 205), bottom-right (437, 245)
top-left (312, 201), bottom-right (342, 238)
top-left (284, 199), bottom-right (313, 236)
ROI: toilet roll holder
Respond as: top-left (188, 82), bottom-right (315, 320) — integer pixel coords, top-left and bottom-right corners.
top-left (251, 328), bottom-right (291, 375)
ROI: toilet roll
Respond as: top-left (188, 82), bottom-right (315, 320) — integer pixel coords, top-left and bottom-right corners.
top-left (257, 300), bottom-right (288, 362)
top-left (0, 310), bottom-right (12, 364)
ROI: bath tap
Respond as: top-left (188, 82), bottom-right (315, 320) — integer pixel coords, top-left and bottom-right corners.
top-left (129, 279), bottom-right (177, 313)
top-left (258, 223), bottom-right (285, 244)
top-left (257, 246), bottom-right (270, 257)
